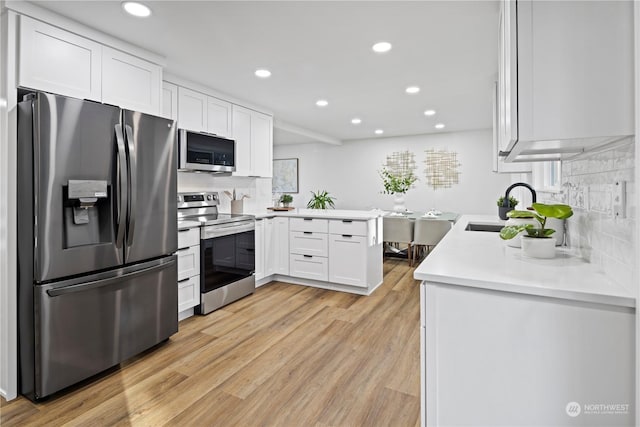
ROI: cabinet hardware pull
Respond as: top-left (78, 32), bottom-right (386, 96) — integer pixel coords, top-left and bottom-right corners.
top-left (178, 278), bottom-right (190, 283)
top-left (178, 229), bottom-right (191, 232)
top-left (342, 220), bottom-right (353, 223)
top-left (303, 255), bottom-right (312, 258)
top-left (303, 218), bottom-right (313, 221)
top-left (342, 234), bottom-right (353, 238)
top-left (303, 231), bottom-right (312, 235)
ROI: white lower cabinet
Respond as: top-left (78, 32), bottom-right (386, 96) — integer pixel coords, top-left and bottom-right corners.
top-left (290, 231), bottom-right (328, 257)
top-left (256, 217), bottom-right (289, 285)
top-left (289, 254), bottom-right (328, 281)
top-left (272, 217), bottom-right (290, 275)
top-left (328, 234), bottom-right (367, 287)
top-left (177, 227), bottom-right (200, 318)
top-left (254, 219), bottom-right (265, 281)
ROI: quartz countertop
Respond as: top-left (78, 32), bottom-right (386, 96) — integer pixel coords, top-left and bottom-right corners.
top-left (249, 208), bottom-right (385, 221)
top-left (413, 214), bottom-right (635, 308)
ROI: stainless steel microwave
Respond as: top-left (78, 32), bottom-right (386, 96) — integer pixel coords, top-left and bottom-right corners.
top-left (178, 129), bottom-right (235, 173)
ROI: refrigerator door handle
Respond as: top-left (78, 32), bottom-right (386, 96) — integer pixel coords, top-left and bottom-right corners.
top-left (124, 124), bottom-right (137, 247)
top-left (46, 258), bottom-right (176, 297)
top-left (114, 124), bottom-right (128, 248)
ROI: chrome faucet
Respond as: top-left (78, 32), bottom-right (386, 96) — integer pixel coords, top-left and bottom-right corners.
top-left (503, 182), bottom-right (537, 208)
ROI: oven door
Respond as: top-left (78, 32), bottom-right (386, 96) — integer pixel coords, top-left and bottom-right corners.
top-left (201, 223), bottom-right (255, 293)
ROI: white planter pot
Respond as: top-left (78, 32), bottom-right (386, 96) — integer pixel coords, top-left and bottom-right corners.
top-left (546, 218), bottom-right (565, 246)
top-left (504, 217), bottom-right (539, 248)
top-left (521, 236), bottom-right (556, 259)
top-left (393, 194), bottom-right (406, 213)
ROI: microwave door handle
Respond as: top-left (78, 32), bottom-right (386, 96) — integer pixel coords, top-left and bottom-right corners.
top-left (114, 124), bottom-right (127, 249)
top-left (124, 124), bottom-right (137, 247)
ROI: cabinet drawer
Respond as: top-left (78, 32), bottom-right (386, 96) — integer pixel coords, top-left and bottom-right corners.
top-left (289, 254), bottom-right (328, 282)
top-left (289, 217), bottom-right (329, 233)
top-left (178, 227), bottom-right (199, 249)
top-left (329, 219), bottom-right (368, 236)
top-left (290, 231), bottom-right (328, 257)
top-left (177, 245), bottom-right (200, 281)
top-left (178, 275), bottom-right (200, 313)
top-left (329, 235), bottom-right (367, 288)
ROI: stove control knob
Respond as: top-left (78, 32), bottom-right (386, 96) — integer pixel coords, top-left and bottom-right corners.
top-left (207, 194), bottom-right (213, 201)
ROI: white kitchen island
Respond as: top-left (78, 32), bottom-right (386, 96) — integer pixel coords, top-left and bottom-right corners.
top-left (414, 215), bottom-right (635, 427)
top-left (253, 209), bottom-right (384, 295)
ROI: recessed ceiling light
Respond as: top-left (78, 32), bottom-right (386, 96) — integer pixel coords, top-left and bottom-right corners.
top-left (351, 118), bottom-right (362, 125)
top-left (122, 1), bottom-right (151, 17)
top-left (375, 129), bottom-right (384, 135)
top-left (254, 69), bottom-right (271, 78)
top-left (406, 86), bottom-right (420, 94)
top-left (424, 109), bottom-right (436, 116)
top-left (372, 42), bottom-right (392, 53)
top-left (315, 99), bottom-right (328, 107)
top-left (435, 123), bottom-right (445, 129)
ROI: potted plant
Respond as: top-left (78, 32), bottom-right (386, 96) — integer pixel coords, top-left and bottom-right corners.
top-left (499, 203), bottom-right (573, 258)
top-left (380, 167), bottom-right (417, 213)
top-left (307, 190), bottom-right (335, 209)
top-left (280, 194), bottom-right (293, 207)
top-left (497, 195), bottom-right (519, 220)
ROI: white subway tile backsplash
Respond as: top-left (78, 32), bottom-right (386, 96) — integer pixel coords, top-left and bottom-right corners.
top-left (539, 138), bottom-right (635, 291)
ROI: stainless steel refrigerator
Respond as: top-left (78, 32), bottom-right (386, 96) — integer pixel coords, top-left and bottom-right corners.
top-left (17, 92), bottom-right (178, 401)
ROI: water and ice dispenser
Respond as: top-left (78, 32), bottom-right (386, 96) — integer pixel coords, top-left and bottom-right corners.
top-left (64, 180), bottom-right (110, 247)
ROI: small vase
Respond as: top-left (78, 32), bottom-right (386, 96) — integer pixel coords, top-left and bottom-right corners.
top-left (393, 194), bottom-right (406, 213)
top-left (498, 206), bottom-right (514, 220)
top-left (231, 200), bottom-right (243, 214)
top-left (521, 236), bottom-right (556, 259)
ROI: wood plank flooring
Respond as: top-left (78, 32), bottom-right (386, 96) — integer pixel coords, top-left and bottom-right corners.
top-left (1, 259), bottom-right (421, 426)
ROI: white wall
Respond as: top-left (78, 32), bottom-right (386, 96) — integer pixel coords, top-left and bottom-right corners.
top-left (178, 173), bottom-right (272, 214)
top-left (274, 129), bottom-right (513, 215)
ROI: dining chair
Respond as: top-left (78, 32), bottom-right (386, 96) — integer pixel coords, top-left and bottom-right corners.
top-left (412, 219), bottom-right (452, 264)
top-left (382, 217), bottom-right (415, 266)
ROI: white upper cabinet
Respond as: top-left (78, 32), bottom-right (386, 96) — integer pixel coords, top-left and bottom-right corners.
top-left (232, 105), bottom-right (252, 176)
top-left (232, 105), bottom-right (273, 177)
top-left (207, 97), bottom-right (232, 137)
top-left (161, 81), bottom-right (178, 121)
top-left (18, 15), bottom-right (102, 101)
top-left (178, 86), bottom-right (207, 132)
top-left (498, 0), bottom-right (633, 162)
top-left (102, 46), bottom-right (161, 116)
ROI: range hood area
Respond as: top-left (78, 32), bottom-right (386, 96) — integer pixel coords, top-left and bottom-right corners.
top-left (496, 0), bottom-right (634, 163)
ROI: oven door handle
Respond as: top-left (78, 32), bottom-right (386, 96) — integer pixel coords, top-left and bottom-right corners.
top-left (203, 222), bottom-right (255, 239)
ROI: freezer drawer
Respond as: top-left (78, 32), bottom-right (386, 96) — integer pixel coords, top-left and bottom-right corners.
top-left (32, 256), bottom-right (177, 399)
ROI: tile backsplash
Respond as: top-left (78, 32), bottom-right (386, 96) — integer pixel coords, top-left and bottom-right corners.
top-left (537, 138), bottom-right (636, 292)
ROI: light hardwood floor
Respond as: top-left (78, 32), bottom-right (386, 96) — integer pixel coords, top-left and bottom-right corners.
top-left (1, 259), bottom-right (420, 426)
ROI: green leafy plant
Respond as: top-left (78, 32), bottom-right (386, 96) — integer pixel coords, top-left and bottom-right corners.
top-left (307, 190), bottom-right (335, 209)
top-left (497, 195), bottom-right (519, 208)
top-left (499, 203), bottom-right (573, 240)
top-left (280, 194), bottom-right (293, 204)
top-left (379, 168), bottom-right (417, 194)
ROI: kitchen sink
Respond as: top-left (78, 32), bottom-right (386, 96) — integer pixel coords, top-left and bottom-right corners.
top-left (464, 223), bottom-right (504, 233)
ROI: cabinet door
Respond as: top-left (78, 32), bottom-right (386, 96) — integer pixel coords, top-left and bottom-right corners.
top-left (251, 111), bottom-right (273, 177)
top-left (207, 96), bottom-right (232, 137)
top-left (273, 217), bottom-right (289, 275)
top-left (178, 275), bottom-right (199, 312)
top-left (178, 87), bottom-right (207, 131)
top-left (329, 235), bottom-right (367, 287)
top-left (264, 218), bottom-right (275, 277)
top-left (232, 105), bottom-right (252, 176)
top-left (255, 219), bottom-right (265, 282)
top-left (18, 15), bottom-right (102, 101)
top-left (162, 82), bottom-right (178, 121)
top-left (177, 245), bottom-right (200, 281)
top-left (102, 46), bottom-right (161, 115)
top-left (498, 0), bottom-right (518, 152)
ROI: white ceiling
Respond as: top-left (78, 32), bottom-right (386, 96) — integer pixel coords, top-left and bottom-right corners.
top-left (32, 0), bottom-right (499, 144)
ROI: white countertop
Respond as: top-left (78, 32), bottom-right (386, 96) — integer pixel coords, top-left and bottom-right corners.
top-left (250, 208), bottom-right (385, 221)
top-left (413, 214), bottom-right (635, 308)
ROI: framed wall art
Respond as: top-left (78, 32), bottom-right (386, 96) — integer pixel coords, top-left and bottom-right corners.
top-left (272, 158), bottom-right (299, 193)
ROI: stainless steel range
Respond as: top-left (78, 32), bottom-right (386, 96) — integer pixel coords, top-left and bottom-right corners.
top-left (178, 192), bottom-right (255, 314)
